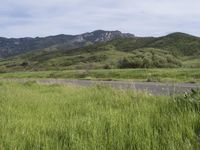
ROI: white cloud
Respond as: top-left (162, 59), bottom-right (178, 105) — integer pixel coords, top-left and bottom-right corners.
top-left (0, 0), bottom-right (200, 37)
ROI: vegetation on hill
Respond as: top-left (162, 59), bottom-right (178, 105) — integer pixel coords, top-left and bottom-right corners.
top-left (106, 32), bottom-right (200, 56)
top-left (0, 32), bottom-right (200, 71)
top-left (0, 47), bottom-right (186, 72)
top-left (118, 48), bottom-right (182, 68)
top-left (149, 33), bottom-right (200, 56)
top-left (0, 81), bottom-right (200, 149)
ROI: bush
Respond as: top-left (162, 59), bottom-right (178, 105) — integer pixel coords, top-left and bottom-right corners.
top-left (118, 57), bottom-right (143, 68)
top-left (143, 56), bottom-right (152, 68)
top-left (118, 49), bottom-right (182, 69)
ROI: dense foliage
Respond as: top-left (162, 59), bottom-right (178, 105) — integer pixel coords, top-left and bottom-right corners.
top-left (118, 48), bottom-right (182, 68)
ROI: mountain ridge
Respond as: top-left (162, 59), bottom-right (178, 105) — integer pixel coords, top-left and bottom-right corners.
top-left (0, 30), bottom-right (200, 71)
top-left (0, 30), bottom-right (135, 58)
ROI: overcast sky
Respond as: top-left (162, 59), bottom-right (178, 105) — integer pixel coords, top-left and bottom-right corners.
top-left (0, 0), bottom-right (200, 37)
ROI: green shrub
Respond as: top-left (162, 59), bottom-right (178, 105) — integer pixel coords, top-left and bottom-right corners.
top-left (118, 56), bottom-right (143, 68)
top-left (118, 48), bottom-right (182, 69)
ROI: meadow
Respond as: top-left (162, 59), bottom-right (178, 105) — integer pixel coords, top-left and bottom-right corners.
top-left (0, 68), bottom-right (200, 83)
top-left (0, 81), bottom-right (200, 149)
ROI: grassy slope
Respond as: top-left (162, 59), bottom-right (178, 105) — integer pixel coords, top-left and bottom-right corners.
top-left (1, 32), bottom-right (200, 71)
top-left (0, 81), bottom-right (200, 149)
top-left (1, 68), bottom-right (200, 83)
top-left (0, 46), bottom-right (181, 71)
top-left (183, 56), bottom-right (200, 68)
top-left (149, 33), bottom-right (200, 56)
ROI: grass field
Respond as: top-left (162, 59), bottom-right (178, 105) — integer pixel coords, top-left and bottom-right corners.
top-left (0, 68), bottom-right (200, 83)
top-left (0, 81), bottom-right (200, 149)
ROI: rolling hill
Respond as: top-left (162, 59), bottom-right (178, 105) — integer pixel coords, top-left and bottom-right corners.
top-left (0, 31), bottom-right (200, 72)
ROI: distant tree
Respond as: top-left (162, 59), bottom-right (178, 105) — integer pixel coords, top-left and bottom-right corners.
top-left (118, 56), bottom-right (143, 68)
top-left (133, 57), bottom-right (143, 68)
top-left (143, 56), bottom-right (152, 68)
top-left (118, 57), bottom-right (132, 68)
top-left (152, 54), bottom-right (167, 67)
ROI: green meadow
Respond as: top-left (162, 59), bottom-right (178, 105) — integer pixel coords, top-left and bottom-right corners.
top-left (1, 68), bottom-right (200, 83)
top-left (0, 81), bottom-right (200, 149)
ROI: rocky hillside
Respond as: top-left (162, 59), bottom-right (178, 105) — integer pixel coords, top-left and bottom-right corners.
top-left (0, 30), bottom-right (134, 58)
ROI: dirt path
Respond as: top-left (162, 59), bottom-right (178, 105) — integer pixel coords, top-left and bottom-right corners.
top-left (1, 78), bottom-right (200, 95)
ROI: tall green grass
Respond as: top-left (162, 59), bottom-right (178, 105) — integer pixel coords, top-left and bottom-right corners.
top-left (0, 82), bottom-right (200, 149)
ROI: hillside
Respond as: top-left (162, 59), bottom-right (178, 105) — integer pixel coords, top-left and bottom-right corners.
top-left (0, 30), bottom-right (134, 58)
top-left (108, 32), bottom-right (200, 55)
top-left (0, 32), bottom-right (200, 72)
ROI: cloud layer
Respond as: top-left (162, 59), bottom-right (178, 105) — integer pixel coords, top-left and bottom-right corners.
top-left (0, 0), bottom-right (200, 37)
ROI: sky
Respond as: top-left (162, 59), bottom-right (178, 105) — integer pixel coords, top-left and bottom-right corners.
top-left (0, 0), bottom-right (200, 38)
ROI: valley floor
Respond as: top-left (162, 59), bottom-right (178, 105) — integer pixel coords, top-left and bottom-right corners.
top-left (1, 78), bottom-right (200, 95)
top-left (0, 68), bottom-right (200, 83)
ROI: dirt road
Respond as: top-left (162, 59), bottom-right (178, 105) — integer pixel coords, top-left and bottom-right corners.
top-left (1, 78), bottom-right (200, 95)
